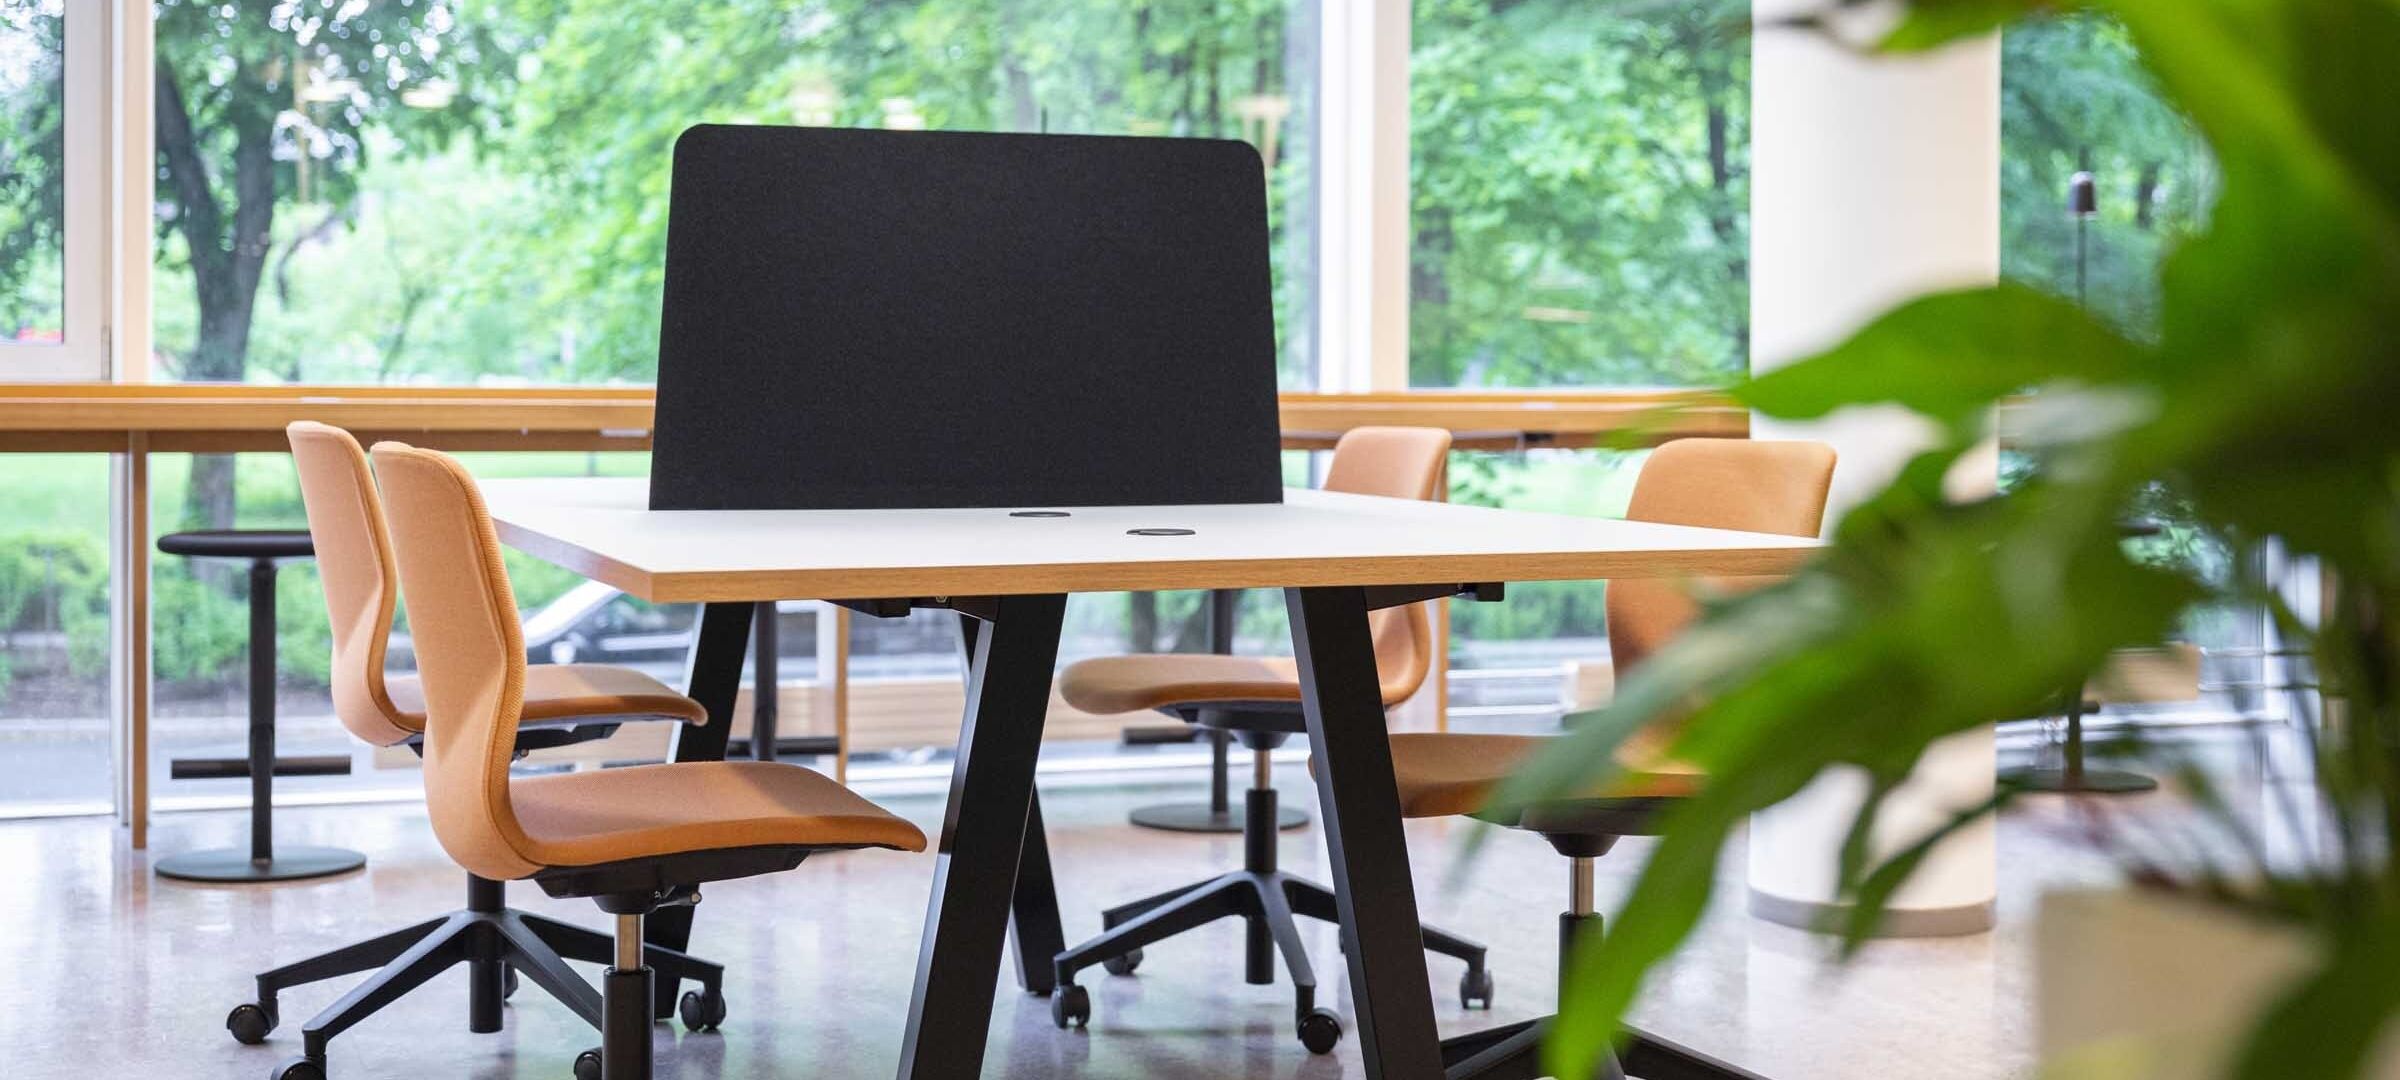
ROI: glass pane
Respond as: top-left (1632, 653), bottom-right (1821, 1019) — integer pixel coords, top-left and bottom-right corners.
top-left (146, 7), bottom-right (1322, 784)
top-left (146, 451), bottom-right (671, 808)
top-left (152, 2), bottom-right (1318, 388)
top-left (0, 454), bottom-right (112, 815)
top-left (2001, 17), bottom-right (2252, 716)
top-left (0, 1), bottom-right (66, 345)
top-left (1446, 448), bottom-right (1643, 732)
top-left (2001, 15), bottom-right (2213, 337)
top-left (1410, 0), bottom-right (1748, 388)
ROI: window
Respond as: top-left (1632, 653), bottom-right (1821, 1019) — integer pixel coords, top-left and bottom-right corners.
top-left (1406, 0), bottom-right (1748, 729)
top-left (0, 453), bottom-right (112, 815)
top-left (0, 3), bottom-right (108, 815)
top-left (150, 1), bottom-right (1317, 389)
top-left (142, 449), bottom-right (660, 809)
top-left (131, 1), bottom-right (1322, 797)
top-left (2001, 15), bottom-right (2259, 714)
top-left (0, 0), bottom-right (105, 379)
top-left (1409, 0), bottom-right (1747, 390)
top-left (2000, 15), bottom-right (2212, 336)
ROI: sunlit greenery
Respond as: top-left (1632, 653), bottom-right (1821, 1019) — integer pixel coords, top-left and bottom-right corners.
top-left (1411, 0), bottom-right (1750, 388)
top-left (1504, 3), bottom-right (2400, 1078)
top-left (0, 1), bottom-right (64, 338)
top-left (0, 2), bottom-right (2223, 724)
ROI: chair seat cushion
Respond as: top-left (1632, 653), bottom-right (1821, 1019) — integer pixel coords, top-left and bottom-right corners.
top-left (1381, 733), bottom-right (1701, 823)
top-left (1062, 653), bottom-right (1304, 714)
top-left (1061, 653), bottom-right (1413, 715)
top-left (386, 663), bottom-right (708, 735)
top-left (509, 761), bottom-right (928, 870)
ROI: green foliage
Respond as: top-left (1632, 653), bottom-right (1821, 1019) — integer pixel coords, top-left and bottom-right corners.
top-left (1504, 2), bottom-right (2400, 1076)
top-left (0, 3), bottom-right (65, 336)
top-left (147, 0), bottom-right (1317, 389)
top-left (0, 530), bottom-right (108, 695)
top-left (1410, 0), bottom-right (1751, 388)
top-left (443, 0), bottom-right (1313, 384)
top-left (2000, 11), bottom-right (2213, 336)
top-left (147, 567), bottom-right (249, 683)
top-left (148, 0), bottom-right (509, 379)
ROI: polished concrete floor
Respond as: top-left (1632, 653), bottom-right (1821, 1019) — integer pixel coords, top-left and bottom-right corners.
top-left (0, 764), bottom-right (2139, 1079)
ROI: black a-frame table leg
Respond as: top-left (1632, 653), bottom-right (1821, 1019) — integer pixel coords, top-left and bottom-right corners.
top-left (898, 593), bottom-right (1069, 1080)
top-left (1288, 585), bottom-right (1446, 1080)
top-left (956, 613), bottom-right (1067, 996)
top-left (648, 600), bottom-right (756, 1014)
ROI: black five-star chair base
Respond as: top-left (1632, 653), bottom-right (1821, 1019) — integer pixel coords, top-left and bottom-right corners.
top-left (226, 875), bottom-right (725, 1080)
top-left (1050, 781), bottom-right (1492, 1055)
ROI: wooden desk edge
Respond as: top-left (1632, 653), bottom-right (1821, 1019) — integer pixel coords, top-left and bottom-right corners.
top-left (490, 517), bottom-right (1816, 604)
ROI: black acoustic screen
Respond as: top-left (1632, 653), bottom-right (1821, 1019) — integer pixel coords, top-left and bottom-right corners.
top-left (649, 124), bottom-right (1285, 511)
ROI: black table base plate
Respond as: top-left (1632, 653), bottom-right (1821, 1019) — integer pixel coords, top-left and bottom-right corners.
top-left (155, 844), bottom-right (368, 883)
top-left (1128, 801), bottom-right (1309, 833)
top-left (2001, 766), bottom-right (2160, 795)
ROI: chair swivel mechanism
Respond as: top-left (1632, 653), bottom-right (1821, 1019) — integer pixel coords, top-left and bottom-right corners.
top-left (359, 440), bottom-right (926, 1080)
top-left (1378, 438), bottom-right (1835, 1079)
top-left (1048, 426), bottom-right (1491, 1055)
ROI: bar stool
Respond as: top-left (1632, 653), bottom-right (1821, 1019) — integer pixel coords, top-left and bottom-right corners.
top-left (154, 529), bottom-right (367, 883)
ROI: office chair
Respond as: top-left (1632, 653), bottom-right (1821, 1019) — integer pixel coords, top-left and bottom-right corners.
top-left (1049, 426), bottom-right (1491, 1054)
top-left (360, 440), bottom-right (927, 1080)
top-left (221, 422), bottom-right (859, 1079)
top-left (1379, 438), bottom-right (1834, 1079)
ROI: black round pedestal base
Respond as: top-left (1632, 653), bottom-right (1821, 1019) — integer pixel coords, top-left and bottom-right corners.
top-left (1128, 801), bottom-right (1308, 833)
top-left (156, 845), bottom-right (367, 883)
top-left (2001, 766), bottom-right (2160, 795)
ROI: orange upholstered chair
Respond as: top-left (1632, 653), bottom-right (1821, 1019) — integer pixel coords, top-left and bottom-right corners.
top-left (227, 424), bottom-right (921, 1080)
top-left (359, 440), bottom-right (925, 1080)
top-left (231, 423), bottom-right (729, 1080)
top-left (1408, 437), bottom-right (1836, 1080)
top-left (1044, 426), bottom-right (1487, 1055)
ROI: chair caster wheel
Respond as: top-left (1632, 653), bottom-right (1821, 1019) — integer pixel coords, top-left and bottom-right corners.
top-left (1298, 1007), bottom-right (1344, 1054)
top-left (1460, 966), bottom-right (1495, 1010)
top-left (228, 1001), bottom-right (277, 1045)
top-left (503, 967), bottom-right (519, 1000)
top-left (680, 987), bottom-right (728, 1032)
top-left (271, 1058), bottom-right (326, 1080)
top-left (1102, 948), bottom-right (1143, 976)
top-left (574, 1048), bottom-right (602, 1080)
top-left (1050, 984), bottom-right (1091, 1029)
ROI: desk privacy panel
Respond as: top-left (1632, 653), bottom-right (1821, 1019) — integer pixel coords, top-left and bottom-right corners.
top-left (650, 125), bottom-right (1286, 511)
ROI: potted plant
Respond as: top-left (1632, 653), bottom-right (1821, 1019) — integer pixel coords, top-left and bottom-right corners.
top-left (1495, 1), bottom-right (2400, 1077)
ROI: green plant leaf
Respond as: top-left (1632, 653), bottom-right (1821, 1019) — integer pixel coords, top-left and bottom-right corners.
top-left (1739, 283), bottom-right (2144, 430)
top-left (1878, 0), bottom-right (2073, 51)
top-left (2229, 928), bottom-right (2400, 1080)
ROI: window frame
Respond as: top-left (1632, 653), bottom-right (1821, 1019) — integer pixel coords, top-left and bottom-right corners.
top-left (1, 1), bottom-right (107, 380)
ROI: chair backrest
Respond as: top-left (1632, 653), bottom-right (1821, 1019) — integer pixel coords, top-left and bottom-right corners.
top-left (1609, 439), bottom-right (1837, 675)
top-left (368, 441), bottom-right (544, 881)
top-left (287, 421), bottom-right (421, 745)
top-left (1322, 426), bottom-right (1453, 705)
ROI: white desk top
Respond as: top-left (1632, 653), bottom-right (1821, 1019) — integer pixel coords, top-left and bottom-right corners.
top-left (481, 477), bottom-right (1819, 603)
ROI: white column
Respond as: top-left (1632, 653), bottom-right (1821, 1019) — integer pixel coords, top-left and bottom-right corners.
top-left (1746, 0), bottom-right (2001, 936)
top-left (1316, 0), bottom-right (1410, 392)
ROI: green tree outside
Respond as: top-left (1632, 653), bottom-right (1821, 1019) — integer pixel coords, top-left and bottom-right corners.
top-left (0, 1), bottom-right (2213, 706)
